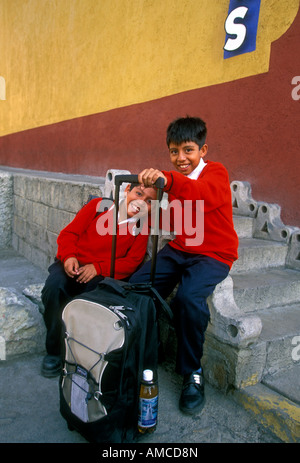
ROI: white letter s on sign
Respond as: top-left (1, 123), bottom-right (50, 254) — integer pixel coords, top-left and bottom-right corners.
top-left (224, 7), bottom-right (248, 52)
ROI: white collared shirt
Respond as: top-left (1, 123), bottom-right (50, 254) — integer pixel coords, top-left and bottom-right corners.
top-left (187, 158), bottom-right (207, 180)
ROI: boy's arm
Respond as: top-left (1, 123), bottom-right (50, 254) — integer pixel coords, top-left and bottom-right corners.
top-left (137, 165), bottom-right (229, 210)
top-left (95, 232), bottom-right (149, 280)
top-left (162, 163), bottom-right (231, 211)
top-left (57, 198), bottom-right (102, 263)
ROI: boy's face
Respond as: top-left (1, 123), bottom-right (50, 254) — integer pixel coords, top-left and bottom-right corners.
top-left (169, 141), bottom-right (208, 176)
top-left (125, 185), bottom-right (157, 218)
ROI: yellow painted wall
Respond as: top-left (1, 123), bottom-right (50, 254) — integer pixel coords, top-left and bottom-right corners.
top-left (0, 0), bottom-right (299, 136)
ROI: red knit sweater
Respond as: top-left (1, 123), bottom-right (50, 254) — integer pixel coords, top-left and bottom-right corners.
top-left (162, 160), bottom-right (238, 268)
top-left (56, 198), bottom-right (150, 280)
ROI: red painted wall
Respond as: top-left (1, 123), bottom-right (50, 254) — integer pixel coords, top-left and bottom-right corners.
top-left (0, 9), bottom-right (299, 225)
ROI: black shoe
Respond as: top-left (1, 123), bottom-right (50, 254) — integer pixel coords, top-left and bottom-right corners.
top-left (41, 354), bottom-right (62, 378)
top-left (179, 370), bottom-right (205, 415)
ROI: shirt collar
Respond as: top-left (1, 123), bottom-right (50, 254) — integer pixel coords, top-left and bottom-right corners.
top-left (187, 158), bottom-right (207, 180)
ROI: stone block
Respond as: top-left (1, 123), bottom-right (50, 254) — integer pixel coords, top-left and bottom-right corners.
top-left (39, 180), bottom-right (61, 208)
top-left (13, 174), bottom-right (26, 197)
top-left (207, 276), bottom-right (262, 348)
top-left (26, 221), bottom-right (44, 248)
top-left (82, 184), bottom-right (104, 204)
top-left (286, 229), bottom-right (300, 270)
top-left (0, 287), bottom-right (46, 358)
top-left (47, 207), bottom-right (75, 234)
top-left (230, 181), bottom-right (258, 217)
top-left (31, 202), bottom-right (49, 228)
top-left (24, 176), bottom-right (41, 202)
top-left (230, 239), bottom-right (288, 274)
top-left (104, 169), bottom-right (131, 199)
top-left (0, 335), bottom-right (5, 360)
top-left (233, 216), bottom-right (254, 238)
top-left (232, 269), bottom-right (300, 313)
top-left (253, 203), bottom-right (296, 243)
top-left (23, 283), bottom-right (45, 314)
top-left (13, 215), bottom-right (27, 240)
top-left (14, 195), bottom-right (32, 219)
top-left (45, 230), bottom-right (59, 259)
top-left (203, 334), bottom-right (267, 390)
top-left (0, 171), bottom-right (13, 247)
top-left (58, 182), bottom-right (83, 213)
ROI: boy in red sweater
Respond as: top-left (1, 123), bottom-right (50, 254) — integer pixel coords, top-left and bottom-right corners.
top-left (41, 183), bottom-right (157, 377)
top-left (130, 116), bottom-right (238, 414)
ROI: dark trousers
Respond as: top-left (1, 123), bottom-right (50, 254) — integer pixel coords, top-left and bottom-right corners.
top-left (129, 244), bottom-right (229, 375)
top-left (41, 260), bottom-right (104, 356)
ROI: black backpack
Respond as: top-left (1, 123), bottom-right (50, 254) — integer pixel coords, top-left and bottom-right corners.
top-left (59, 278), bottom-right (172, 443)
top-left (59, 175), bottom-right (173, 443)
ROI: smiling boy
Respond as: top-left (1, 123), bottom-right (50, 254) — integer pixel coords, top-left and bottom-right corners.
top-left (41, 183), bottom-right (157, 377)
top-left (130, 116), bottom-right (239, 415)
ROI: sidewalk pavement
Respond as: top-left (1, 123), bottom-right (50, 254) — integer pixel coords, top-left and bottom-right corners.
top-left (0, 353), bottom-right (282, 444)
top-left (0, 248), bottom-right (290, 444)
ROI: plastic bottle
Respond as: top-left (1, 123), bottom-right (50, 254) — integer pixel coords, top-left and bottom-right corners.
top-left (138, 369), bottom-right (158, 434)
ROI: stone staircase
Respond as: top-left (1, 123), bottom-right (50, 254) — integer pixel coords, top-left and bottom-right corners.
top-left (231, 218), bottom-right (300, 383)
top-left (203, 183), bottom-right (300, 442)
top-left (231, 182), bottom-right (299, 384)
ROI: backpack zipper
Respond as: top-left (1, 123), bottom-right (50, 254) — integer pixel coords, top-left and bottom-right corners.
top-left (109, 305), bottom-right (133, 328)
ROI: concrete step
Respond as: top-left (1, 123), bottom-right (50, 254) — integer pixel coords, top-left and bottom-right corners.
top-left (230, 238), bottom-right (288, 274)
top-left (233, 215), bottom-right (254, 239)
top-left (232, 268), bottom-right (300, 313)
top-left (262, 364), bottom-right (300, 406)
top-left (233, 381), bottom-right (300, 443)
top-left (0, 247), bottom-right (48, 292)
top-left (259, 304), bottom-right (300, 377)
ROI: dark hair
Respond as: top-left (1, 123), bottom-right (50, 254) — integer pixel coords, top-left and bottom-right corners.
top-left (166, 116), bottom-right (207, 149)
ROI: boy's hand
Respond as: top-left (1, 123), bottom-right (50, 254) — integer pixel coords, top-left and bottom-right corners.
top-left (64, 257), bottom-right (79, 278)
top-left (76, 264), bottom-right (97, 284)
top-left (138, 168), bottom-right (167, 188)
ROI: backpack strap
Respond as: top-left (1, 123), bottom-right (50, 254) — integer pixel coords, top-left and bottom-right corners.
top-left (94, 198), bottom-right (114, 218)
top-left (126, 282), bottom-right (174, 324)
top-left (147, 286), bottom-right (174, 324)
top-left (98, 278), bottom-right (174, 324)
top-left (83, 196), bottom-right (114, 218)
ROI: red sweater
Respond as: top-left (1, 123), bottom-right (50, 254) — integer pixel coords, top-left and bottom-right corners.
top-left (162, 161), bottom-right (238, 268)
top-left (56, 198), bottom-right (150, 280)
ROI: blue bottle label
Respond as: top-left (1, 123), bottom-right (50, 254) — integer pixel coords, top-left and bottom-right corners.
top-left (138, 396), bottom-right (158, 428)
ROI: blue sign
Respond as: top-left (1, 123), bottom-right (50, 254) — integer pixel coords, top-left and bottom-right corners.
top-left (224, 0), bottom-right (261, 59)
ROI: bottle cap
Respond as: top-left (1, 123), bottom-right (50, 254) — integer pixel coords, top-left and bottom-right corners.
top-left (143, 369), bottom-right (153, 381)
